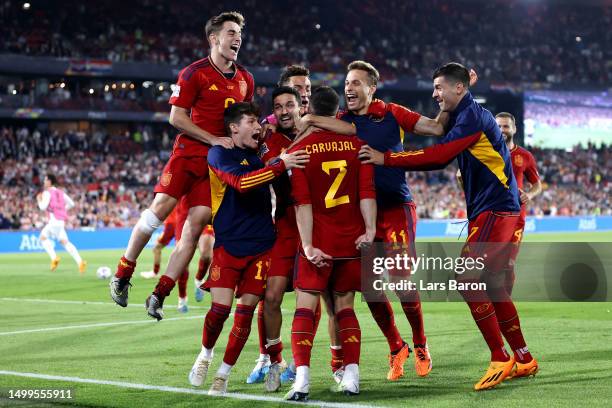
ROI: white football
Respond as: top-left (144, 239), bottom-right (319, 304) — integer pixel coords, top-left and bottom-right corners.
top-left (96, 266), bottom-right (112, 280)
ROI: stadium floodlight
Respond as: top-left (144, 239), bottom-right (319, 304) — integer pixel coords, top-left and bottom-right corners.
top-left (22, 2), bottom-right (30, 10)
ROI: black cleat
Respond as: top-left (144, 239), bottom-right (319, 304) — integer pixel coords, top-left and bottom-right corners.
top-left (145, 294), bottom-right (164, 321)
top-left (110, 277), bottom-right (132, 307)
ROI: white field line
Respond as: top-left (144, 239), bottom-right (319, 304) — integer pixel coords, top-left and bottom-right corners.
top-left (0, 297), bottom-right (208, 309)
top-left (0, 315), bottom-right (204, 336)
top-left (0, 370), bottom-right (383, 408)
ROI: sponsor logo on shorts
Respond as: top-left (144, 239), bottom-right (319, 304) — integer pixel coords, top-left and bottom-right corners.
top-left (160, 173), bottom-right (172, 187)
top-left (211, 265), bottom-right (221, 281)
top-left (239, 80), bottom-right (247, 97)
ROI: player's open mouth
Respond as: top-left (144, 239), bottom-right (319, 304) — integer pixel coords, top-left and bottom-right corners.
top-left (280, 114), bottom-right (291, 123)
top-left (346, 94), bottom-right (358, 103)
top-left (251, 131), bottom-right (260, 140)
top-left (230, 45), bottom-right (239, 52)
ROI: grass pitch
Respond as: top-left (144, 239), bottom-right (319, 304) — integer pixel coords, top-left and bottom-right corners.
top-left (1, 231), bottom-right (611, 407)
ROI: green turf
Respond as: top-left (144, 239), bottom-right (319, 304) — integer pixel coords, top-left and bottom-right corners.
top-left (1, 233), bottom-right (612, 407)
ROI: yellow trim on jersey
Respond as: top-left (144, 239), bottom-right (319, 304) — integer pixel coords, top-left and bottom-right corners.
top-left (209, 168), bottom-right (227, 221)
top-left (241, 170), bottom-right (274, 182)
top-left (399, 126), bottom-right (405, 144)
top-left (241, 174), bottom-right (275, 188)
top-left (468, 132), bottom-right (509, 188)
top-left (390, 150), bottom-right (424, 157)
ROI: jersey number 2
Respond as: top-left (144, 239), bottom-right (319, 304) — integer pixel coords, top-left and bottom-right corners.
top-left (322, 160), bottom-right (350, 209)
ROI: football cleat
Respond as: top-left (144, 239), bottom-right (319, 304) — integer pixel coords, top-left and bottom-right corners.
top-left (280, 360), bottom-right (296, 384)
top-left (194, 280), bottom-right (205, 302)
top-left (332, 366), bottom-right (345, 384)
top-left (414, 344), bottom-right (432, 377)
top-left (188, 352), bottom-right (212, 387)
top-left (208, 375), bottom-right (228, 396)
top-left (140, 271), bottom-right (158, 279)
top-left (265, 360), bottom-right (286, 392)
top-left (336, 378), bottom-right (359, 396)
top-left (177, 297), bottom-right (188, 313)
top-left (246, 355), bottom-right (270, 384)
top-left (78, 260), bottom-right (87, 274)
top-left (474, 358), bottom-right (515, 391)
top-left (387, 343), bottom-right (410, 381)
top-left (284, 384), bottom-right (309, 401)
top-left (109, 276), bottom-right (131, 307)
top-left (507, 358), bottom-right (539, 379)
top-left (145, 294), bottom-right (164, 321)
top-left (50, 257), bottom-right (60, 272)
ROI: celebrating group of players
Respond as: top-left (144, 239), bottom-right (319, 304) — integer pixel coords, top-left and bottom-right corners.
top-left (107, 11), bottom-right (541, 401)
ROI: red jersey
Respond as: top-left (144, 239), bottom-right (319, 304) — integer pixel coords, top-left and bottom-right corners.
top-left (169, 57), bottom-right (254, 157)
top-left (260, 131), bottom-right (295, 220)
top-left (510, 145), bottom-right (540, 218)
top-left (289, 131), bottom-right (376, 258)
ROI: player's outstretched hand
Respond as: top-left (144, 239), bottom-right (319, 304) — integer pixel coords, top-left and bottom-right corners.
top-left (355, 229), bottom-right (376, 250)
top-left (280, 149), bottom-right (310, 169)
top-left (519, 188), bottom-right (530, 204)
top-left (211, 137), bottom-right (234, 149)
top-left (358, 145), bottom-right (384, 165)
top-left (469, 69), bottom-right (478, 87)
top-left (304, 245), bottom-right (332, 267)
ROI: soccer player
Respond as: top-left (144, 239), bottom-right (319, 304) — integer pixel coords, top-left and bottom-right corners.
top-left (285, 87), bottom-right (377, 400)
top-left (37, 174), bottom-right (86, 273)
top-left (338, 60), bottom-right (445, 380)
top-left (187, 102), bottom-right (308, 395)
top-left (194, 224), bottom-right (215, 302)
top-left (360, 62), bottom-right (539, 390)
top-left (496, 112), bottom-right (541, 294)
top-left (139, 207), bottom-right (177, 279)
top-left (109, 12), bottom-right (254, 315)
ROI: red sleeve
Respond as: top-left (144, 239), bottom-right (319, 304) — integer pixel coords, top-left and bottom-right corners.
top-left (524, 151), bottom-right (540, 184)
top-left (290, 167), bottom-right (311, 205)
top-left (387, 103), bottom-right (422, 133)
top-left (259, 134), bottom-right (282, 164)
top-left (169, 68), bottom-right (205, 109)
top-left (384, 132), bottom-right (480, 170)
top-left (244, 72), bottom-right (255, 102)
top-left (359, 162), bottom-right (376, 200)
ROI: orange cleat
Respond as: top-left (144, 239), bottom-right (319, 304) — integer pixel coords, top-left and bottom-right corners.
top-left (79, 260), bottom-right (87, 274)
top-left (474, 357), bottom-right (514, 391)
top-left (50, 257), bottom-right (60, 272)
top-left (387, 343), bottom-right (410, 381)
top-left (414, 344), bottom-right (432, 377)
top-left (507, 358), bottom-right (538, 379)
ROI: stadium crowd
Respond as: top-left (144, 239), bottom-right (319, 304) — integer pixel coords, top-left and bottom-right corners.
top-left (1, 0), bottom-right (609, 84)
top-left (0, 127), bottom-right (608, 230)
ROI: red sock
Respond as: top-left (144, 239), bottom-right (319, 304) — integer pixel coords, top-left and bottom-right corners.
top-left (330, 346), bottom-right (344, 372)
top-left (223, 303), bottom-right (256, 365)
top-left (313, 299), bottom-right (322, 336)
top-left (291, 308), bottom-right (315, 368)
top-left (196, 257), bottom-right (211, 281)
top-left (178, 269), bottom-right (189, 298)
top-left (336, 308), bottom-right (361, 365)
top-left (400, 297), bottom-right (427, 345)
top-left (153, 263), bottom-right (160, 274)
top-left (115, 256), bottom-right (136, 280)
top-left (266, 340), bottom-right (283, 364)
top-left (463, 298), bottom-right (509, 362)
top-left (494, 301), bottom-right (532, 363)
top-left (202, 302), bottom-right (231, 349)
top-left (367, 300), bottom-right (404, 353)
top-left (504, 267), bottom-right (516, 296)
top-left (256, 300), bottom-right (267, 355)
top-left (153, 275), bottom-right (176, 300)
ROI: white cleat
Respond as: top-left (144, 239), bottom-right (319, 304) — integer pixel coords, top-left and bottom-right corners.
top-left (140, 271), bottom-right (158, 279)
top-left (265, 360), bottom-right (287, 392)
top-left (333, 366), bottom-right (345, 385)
top-left (284, 383), bottom-right (309, 401)
top-left (208, 374), bottom-right (228, 396)
top-left (188, 352), bottom-right (212, 387)
top-left (337, 377), bottom-right (360, 396)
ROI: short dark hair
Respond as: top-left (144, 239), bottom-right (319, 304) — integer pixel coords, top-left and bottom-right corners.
top-left (347, 60), bottom-right (379, 86)
top-left (432, 62), bottom-right (470, 87)
top-left (224, 102), bottom-right (260, 135)
top-left (277, 65), bottom-right (310, 87)
top-left (272, 86), bottom-right (301, 105)
top-left (46, 174), bottom-right (58, 186)
top-left (205, 11), bottom-right (245, 41)
top-left (310, 86), bottom-right (339, 117)
top-left (495, 112), bottom-right (516, 125)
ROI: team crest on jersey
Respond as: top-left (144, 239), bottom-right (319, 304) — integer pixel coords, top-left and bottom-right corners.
top-left (211, 265), bottom-right (221, 281)
top-left (239, 80), bottom-right (247, 97)
top-left (514, 155), bottom-right (524, 167)
top-left (160, 172), bottom-right (172, 187)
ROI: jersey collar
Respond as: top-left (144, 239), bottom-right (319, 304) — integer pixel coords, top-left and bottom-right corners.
top-left (208, 55), bottom-right (236, 80)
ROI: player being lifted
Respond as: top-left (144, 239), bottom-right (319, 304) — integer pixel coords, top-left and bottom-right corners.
top-left (333, 60), bottom-right (446, 380)
top-left (37, 174), bottom-right (87, 274)
top-left (109, 12), bottom-right (254, 317)
top-left (360, 62), bottom-right (538, 390)
top-left (285, 87), bottom-right (377, 400)
top-left (187, 102), bottom-right (308, 395)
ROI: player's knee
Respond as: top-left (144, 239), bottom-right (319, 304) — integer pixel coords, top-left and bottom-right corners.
top-left (264, 290), bottom-right (282, 310)
top-left (59, 239), bottom-right (68, 246)
top-left (136, 209), bottom-right (162, 235)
